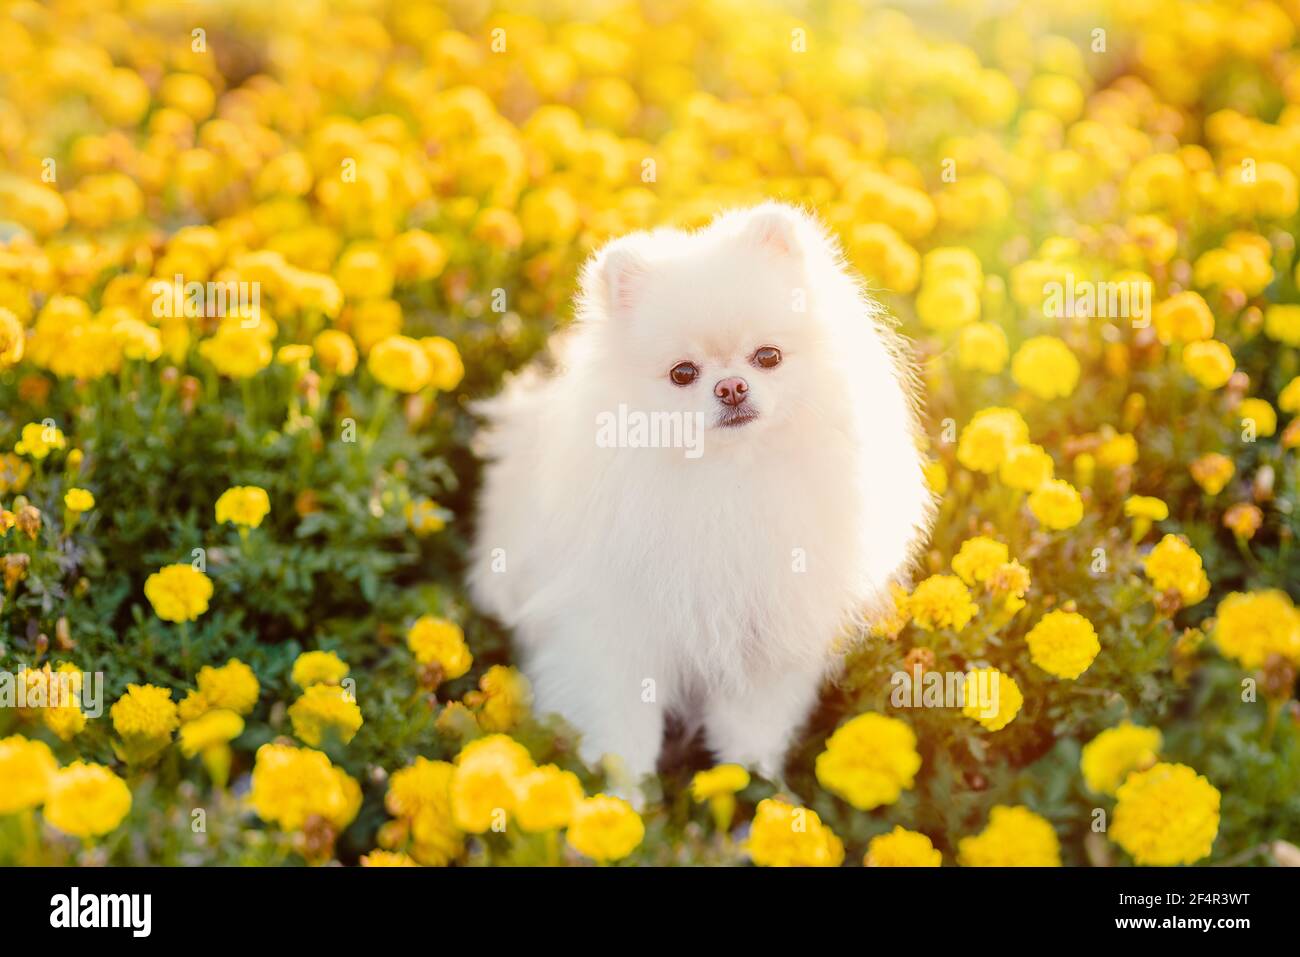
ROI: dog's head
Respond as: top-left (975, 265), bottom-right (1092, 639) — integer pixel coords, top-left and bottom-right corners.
top-left (579, 202), bottom-right (848, 441)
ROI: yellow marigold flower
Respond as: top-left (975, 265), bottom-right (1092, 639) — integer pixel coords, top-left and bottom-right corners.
top-left (689, 763), bottom-right (750, 832)
top-left (255, 150), bottom-right (313, 198)
top-left (1124, 214), bottom-right (1178, 265)
top-left (1223, 503), bottom-right (1263, 541)
top-left (1279, 376), bottom-right (1300, 414)
top-left (419, 336), bottom-right (465, 391)
top-left (313, 329), bottom-right (358, 376)
top-left (19, 664), bottom-right (87, 740)
top-left (956, 322), bottom-right (1008, 374)
top-left (1128, 494), bottom-right (1170, 522)
top-left (999, 443), bottom-right (1055, 491)
top-left (962, 667), bottom-right (1023, 731)
top-left (815, 713), bottom-right (920, 810)
top-left (1111, 763), bottom-right (1220, 865)
top-left (849, 222), bottom-right (920, 293)
top-left (386, 757), bottom-right (454, 820)
top-left (160, 72), bottom-right (215, 120)
top-left (178, 709), bottom-right (244, 758)
top-left (1143, 534), bottom-right (1210, 606)
top-left (336, 244), bottom-right (394, 301)
top-left (906, 574), bottom-right (978, 631)
top-left (249, 743), bottom-right (360, 832)
top-left (450, 734), bottom-right (534, 833)
top-left (289, 684), bottom-right (363, 747)
top-left (1238, 397), bottom-right (1277, 438)
top-left (1190, 452), bottom-right (1234, 495)
top-left (391, 229), bottom-right (448, 282)
top-left (385, 757), bottom-right (463, 866)
top-left (176, 688), bottom-right (208, 722)
top-left (1080, 722), bottom-right (1161, 795)
top-left (746, 798), bottom-right (844, 867)
top-left (951, 536), bottom-right (1010, 586)
top-left (1153, 290), bottom-right (1214, 344)
top-left (13, 504), bottom-right (41, 541)
top-left (916, 278), bottom-right (980, 332)
top-left (362, 850), bottom-right (419, 867)
top-left (1252, 163), bottom-right (1299, 218)
top-left (956, 407), bottom-right (1029, 473)
top-left (144, 563), bottom-right (213, 622)
top-left (112, 317), bottom-right (162, 361)
top-left (14, 421), bottom-right (67, 460)
top-left (0, 452), bottom-right (32, 494)
top-left (110, 683), bottom-right (179, 739)
top-left (63, 488), bottom-right (94, 512)
top-left (473, 207), bottom-right (524, 250)
top-left (1025, 610), bottom-right (1100, 679)
top-left (406, 616), bottom-right (472, 679)
top-left (1264, 304), bottom-right (1300, 347)
top-left (349, 300), bottom-right (403, 354)
top-left (865, 826), bottom-right (942, 867)
top-left (1193, 244), bottom-right (1274, 295)
top-left (199, 326), bottom-right (273, 379)
top-left (1283, 418), bottom-right (1300, 450)
top-left (291, 650), bottom-right (350, 689)
top-left (368, 335), bottom-right (431, 393)
top-left (871, 581), bottom-right (913, 639)
top-left (1011, 335), bottom-right (1080, 400)
top-left (179, 708), bottom-right (242, 787)
top-left (276, 344), bottom-right (312, 369)
top-left (690, 764), bottom-right (750, 801)
top-left (215, 485), bottom-right (271, 529)
top-left (1028, 73), bottom-right (1083, 122)
top-left (1028, 479), bottom-right (1084, 530)
top-left (473, 665), bottom-right (532, 732)
top-left (583, 75), bottom-right (639, 129)
top-left (1213, 590), bottom-right (1300, 667)
top-left (958, 805), bottom-right (1060, 866)
top-left (1095, 431), bottom-right (1138, 469)
top-left (513, 764), bottom-right (583, 832)
top-left (0, 735), bottom-right (58, 813)
top-left (194, 658), bottom-right (260, 715)
top-left (922, 246), bottom-right (983, 286)
top-left (1182, 339), bottom-right (1235, 389)
top-left (922, 459), bottom-right (947, 496)
top-left (283, 267), bottom-right (343, 318)
top-left (987, 560), bottom-right (1031, 613)
top-left (16, 663), bottom-right (72, 710)
top-left (1, 178), bottom-right (67, 236)
top-left (520, 186), bottom-right (581, 245)
top-left (44, 700), bottom-right (87, 740)
top-left (0, 307), bottom-right (24, 368)
top-left (44, 762), bottom-right (132, 839)
top-left (567, 794), bottom-right (644, 862)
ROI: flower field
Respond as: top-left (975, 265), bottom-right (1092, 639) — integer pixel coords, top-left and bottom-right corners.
top-left (2, 0), bottom-right (1299, 867)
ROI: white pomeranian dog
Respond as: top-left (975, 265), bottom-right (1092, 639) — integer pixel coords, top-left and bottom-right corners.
top-left (469, 202), bottom-right (933, 784)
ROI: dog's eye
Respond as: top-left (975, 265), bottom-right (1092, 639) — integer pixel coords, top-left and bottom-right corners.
top-left (669, 361), bottom-right (699, 386)
top-left (752, 346), bottom-right (782, 369)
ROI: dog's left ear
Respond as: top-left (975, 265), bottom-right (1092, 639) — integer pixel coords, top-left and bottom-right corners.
top-left (580, 237), bottom-right (651, 321)
top-left (740, 204), bottom-right (805, 261)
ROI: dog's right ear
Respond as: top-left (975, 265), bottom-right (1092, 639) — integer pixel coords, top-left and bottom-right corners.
top-left (583, 240), bottom-right (649, 321)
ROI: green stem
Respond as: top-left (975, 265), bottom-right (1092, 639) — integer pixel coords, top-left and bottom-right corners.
top-left (365, 390), bottom-right (395, 447)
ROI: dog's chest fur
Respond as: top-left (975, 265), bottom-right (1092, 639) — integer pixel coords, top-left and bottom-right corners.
top-left (581, 436), bottom-right (866, 691)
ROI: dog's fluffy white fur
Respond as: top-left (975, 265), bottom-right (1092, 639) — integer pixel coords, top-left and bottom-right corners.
top-left (469, 202), bottom-right (934, 782)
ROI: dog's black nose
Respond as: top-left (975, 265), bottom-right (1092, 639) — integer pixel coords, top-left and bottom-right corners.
top-left (714, 377), bottom-right (748, 406)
